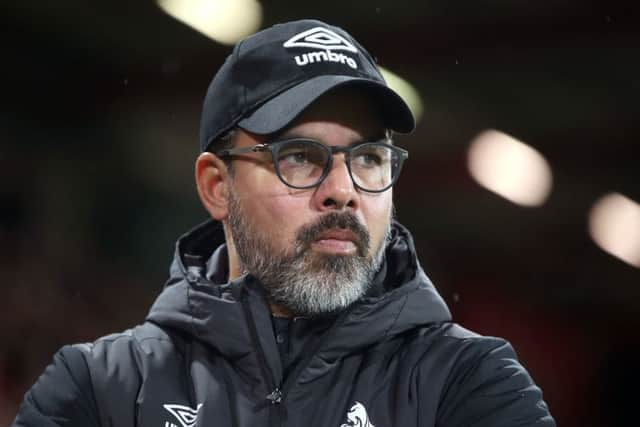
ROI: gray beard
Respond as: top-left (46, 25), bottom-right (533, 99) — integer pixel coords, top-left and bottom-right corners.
top-left (227, 190), bottom-right (390, 317)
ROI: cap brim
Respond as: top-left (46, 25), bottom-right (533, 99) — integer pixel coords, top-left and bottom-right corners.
top-left (237, 75), bottom-right (415, 136)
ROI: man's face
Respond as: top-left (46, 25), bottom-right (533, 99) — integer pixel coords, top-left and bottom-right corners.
top-left (225, 89), bottom-right (394, 317)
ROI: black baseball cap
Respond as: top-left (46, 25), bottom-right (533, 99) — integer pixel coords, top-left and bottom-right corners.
top-left (199, 19), bottom-right (415, 152)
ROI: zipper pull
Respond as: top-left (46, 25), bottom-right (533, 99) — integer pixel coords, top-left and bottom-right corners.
top-left (266, 388), bottom-right (282, 404)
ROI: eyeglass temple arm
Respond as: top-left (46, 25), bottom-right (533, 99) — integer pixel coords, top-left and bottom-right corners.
top-left (216, 144), bottom-right (269, 157)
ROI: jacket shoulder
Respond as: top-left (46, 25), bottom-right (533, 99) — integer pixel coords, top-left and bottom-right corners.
top-left (77, 322), bottom-right (184, 426)
top-left (407, 322), bottom-right (528, 363)
top-left (77, 321), bottom-right (179, 366)
top-left (12, 343), bottom-right (100, 427)
top-left (408, 322), bottom-right (555, 427)
top-left (12, 322), bottom-right (182, 427)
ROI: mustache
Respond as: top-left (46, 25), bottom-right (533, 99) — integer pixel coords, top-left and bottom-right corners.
top-left (295, 212), bottom-right (370, 257)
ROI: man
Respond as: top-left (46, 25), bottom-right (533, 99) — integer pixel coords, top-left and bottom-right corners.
top-left (13, 19), bottom-right (555, 427)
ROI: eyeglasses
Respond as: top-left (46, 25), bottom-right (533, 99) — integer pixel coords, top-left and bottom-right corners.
top-left (216, 138), bottom-right (408, 193)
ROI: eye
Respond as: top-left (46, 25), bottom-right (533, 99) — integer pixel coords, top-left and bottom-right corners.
top-left (361, 153), bottom-right (382, 165)
top-left (281, 150), bottom-right (309, 165)
top-left (353, 147), bottom-right (386, 168)
top-left (278, 141), bottom-right (327, 168)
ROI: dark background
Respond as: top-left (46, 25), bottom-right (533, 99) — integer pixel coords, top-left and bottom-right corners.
top-left (2, 1), bottom-right (639, 425)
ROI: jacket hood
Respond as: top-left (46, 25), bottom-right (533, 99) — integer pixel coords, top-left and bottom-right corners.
top-left (147, 219), bottom-right (451, 376)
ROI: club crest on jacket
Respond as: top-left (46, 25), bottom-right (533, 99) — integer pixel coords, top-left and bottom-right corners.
top-left (340, 401), bottom-right (375, 427)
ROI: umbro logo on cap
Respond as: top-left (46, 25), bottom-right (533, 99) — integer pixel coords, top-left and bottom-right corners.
top-left (283, 27), bottom-right (359, 69)
top-left (283, 27), bottom-right (358, 52)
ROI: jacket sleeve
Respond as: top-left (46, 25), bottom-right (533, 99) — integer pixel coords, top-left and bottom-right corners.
top-left (12, 345), bottom-right (101, 427)
top-left (436, 338), bottom-right (555, 427)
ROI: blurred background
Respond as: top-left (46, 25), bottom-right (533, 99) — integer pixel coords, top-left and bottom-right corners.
top-left (2, 1), bottom-right (639, 425)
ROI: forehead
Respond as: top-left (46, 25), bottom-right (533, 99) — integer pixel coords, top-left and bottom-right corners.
top-left (278, 88), bottom-right (387, 142)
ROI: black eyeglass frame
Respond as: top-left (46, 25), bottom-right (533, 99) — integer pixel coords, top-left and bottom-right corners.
top-left (215, 138), bottom-right (409, 193)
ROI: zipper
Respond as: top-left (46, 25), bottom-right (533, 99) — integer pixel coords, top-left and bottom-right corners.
top-left (241, 288), bottom-right (351, 426)
top-left (276, 310), bottom-right (348, 407)
top-left (240, 292), bottom-right (283, 427)
top-left (266, 388), bottom-right (283, 404)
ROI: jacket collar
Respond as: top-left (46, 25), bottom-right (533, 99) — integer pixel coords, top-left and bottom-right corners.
top-left (147, 219), bottom-right (451, 377)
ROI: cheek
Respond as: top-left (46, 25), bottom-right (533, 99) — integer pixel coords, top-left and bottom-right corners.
top-left (235, 168), bottom-right (292, 228)
top-left (249, 192), bottom-right (311, 244)
top-left (234, 165), bottom-right (317, 241)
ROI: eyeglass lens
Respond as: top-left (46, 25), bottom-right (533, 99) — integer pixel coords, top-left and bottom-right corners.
top-left (275, 140), bottom-right (399, 191)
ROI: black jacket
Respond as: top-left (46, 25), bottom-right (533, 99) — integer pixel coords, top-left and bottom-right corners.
top-left (13, 220), bottom-right (555, 427)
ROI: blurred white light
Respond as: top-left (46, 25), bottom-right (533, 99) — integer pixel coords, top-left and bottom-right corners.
top-left (379, 66), bottom-right (423, 123)
top-left (467, 130), bottom-right (553, 207)
top-left (588, 193), bottom-right (640, 268)
top-left (157, 0), bottom-right (262, 45)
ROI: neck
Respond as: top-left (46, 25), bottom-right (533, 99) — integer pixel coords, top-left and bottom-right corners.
top-left (224, 225), bottom-right (243, 280)
top-left (269, 303), bottom-right (293, 318)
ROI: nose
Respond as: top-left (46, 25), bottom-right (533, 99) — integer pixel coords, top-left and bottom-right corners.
top-left (313, 155), bottom-right (358, 211)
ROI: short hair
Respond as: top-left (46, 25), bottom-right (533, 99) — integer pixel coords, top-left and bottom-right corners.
top-left (208, 129), bottom-right (237, 174)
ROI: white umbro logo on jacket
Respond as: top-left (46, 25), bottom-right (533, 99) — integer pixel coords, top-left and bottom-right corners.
top-left (283, 27), bottom-right (359, 69)
top-left (163, 403), bottom-right (203, 427)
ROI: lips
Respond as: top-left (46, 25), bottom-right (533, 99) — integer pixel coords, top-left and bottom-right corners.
top-left (311, 228), bottom-right (359, 255)
top-left (315, 228), bottom-right (358, 243)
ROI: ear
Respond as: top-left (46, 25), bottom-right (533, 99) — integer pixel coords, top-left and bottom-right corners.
top-left (195, 152), bottom-right (231, 221)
